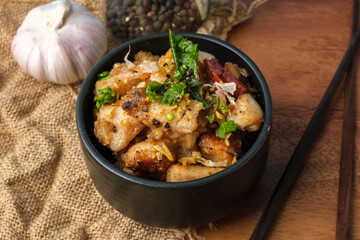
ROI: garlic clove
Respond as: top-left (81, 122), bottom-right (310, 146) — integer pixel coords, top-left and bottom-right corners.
top-left (11, 0), bottom-right (107, 85)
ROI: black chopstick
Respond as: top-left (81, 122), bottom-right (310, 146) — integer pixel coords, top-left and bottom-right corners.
top-left (335, 0), bottom-right (358, 239)
top-left (250, 27), bottom-right (360, 240)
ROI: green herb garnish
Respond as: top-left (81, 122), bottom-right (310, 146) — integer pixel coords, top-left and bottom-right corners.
top-left (97, 71), bottom-right (113, 81)
top-left (145, 30), bottom-right (210, 108)
top-left (159, 81), bottom-right (187, 105)
top-left (169, 29), bottom-right (198, 79)
top-left (216, 120), bottom-right (237, 139)
top-left (98, 71), bottom-right (108, 78)
top-left (169, 30), bottom-right (181, 71)
top-left (146, 81), bottom-right (163, 101)
top-left (94, 87), bottom-right (115, 109)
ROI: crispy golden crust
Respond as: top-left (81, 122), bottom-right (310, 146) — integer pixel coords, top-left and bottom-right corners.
top-left (199, 131), bottom-right (242, 165)
top-left (121, 140), bottom-right (173, 180)
top-left (120, 86), bottom-right (150, 120)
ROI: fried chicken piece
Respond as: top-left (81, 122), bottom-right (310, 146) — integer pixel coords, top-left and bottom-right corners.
top-left (94, 104), bottom-right (144, 152)
top-left (121, 140), bottom-right (173, 180)
top-left (199, 131), bottom-right (242, 165)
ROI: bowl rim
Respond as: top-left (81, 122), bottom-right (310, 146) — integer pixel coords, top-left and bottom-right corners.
top-left (76, 31), bottom-right (272, 189)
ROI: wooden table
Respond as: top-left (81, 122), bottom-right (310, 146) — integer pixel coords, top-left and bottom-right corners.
top-left (199, 0), bottom-right (360, 239)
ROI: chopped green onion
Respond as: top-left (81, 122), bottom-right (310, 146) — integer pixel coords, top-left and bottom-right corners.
top-left (166, 113), bottom-right (174, 121)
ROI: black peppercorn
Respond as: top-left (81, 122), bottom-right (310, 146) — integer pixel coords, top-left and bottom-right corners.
top-left (152, 119), bottom-right (161, 128)
top-left (122, 101), bottom-right (132, 110)
top-left (106, 0), bottom-right (203, 43)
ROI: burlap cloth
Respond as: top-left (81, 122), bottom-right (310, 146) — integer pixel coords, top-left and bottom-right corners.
top-left (0, 1), bottom-right (190, 239)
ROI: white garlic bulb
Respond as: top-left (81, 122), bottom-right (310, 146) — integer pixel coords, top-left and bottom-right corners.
top-left (11, 0), bottom-right (107, 84)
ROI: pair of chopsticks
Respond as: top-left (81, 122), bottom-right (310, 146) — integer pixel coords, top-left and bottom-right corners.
top-left (336, 0), bottom-right (358, 239)
top-left (250, 1), bottom-right (359, 239)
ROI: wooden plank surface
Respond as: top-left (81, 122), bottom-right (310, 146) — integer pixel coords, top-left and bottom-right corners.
top-left (199, 0), bottom-right (360, 239)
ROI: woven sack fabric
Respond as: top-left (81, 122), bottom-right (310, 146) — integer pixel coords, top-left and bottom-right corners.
top-left (0, 0), bottom-right (187, 239)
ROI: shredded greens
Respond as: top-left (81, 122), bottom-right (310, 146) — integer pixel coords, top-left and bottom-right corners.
top-left (206, 96), bottom-right (229, 124)
top-left (207, 113), bottom-right (215, 124)
top-left (216, 120), bottom-right (237, 139)
top-left (94, 87), bottom-right (115, 109)
top-left (146, 29), bottom-right (210, 108)
top-left (211, 96), bottom-right (228, 114)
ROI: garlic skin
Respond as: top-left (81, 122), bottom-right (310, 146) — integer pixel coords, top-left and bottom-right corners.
top-left (11, 0), bottom-right (107, 84)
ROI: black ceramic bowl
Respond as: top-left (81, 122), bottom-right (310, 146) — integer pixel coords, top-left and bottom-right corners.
top-left (76, 32), bottom-right (272, 228)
